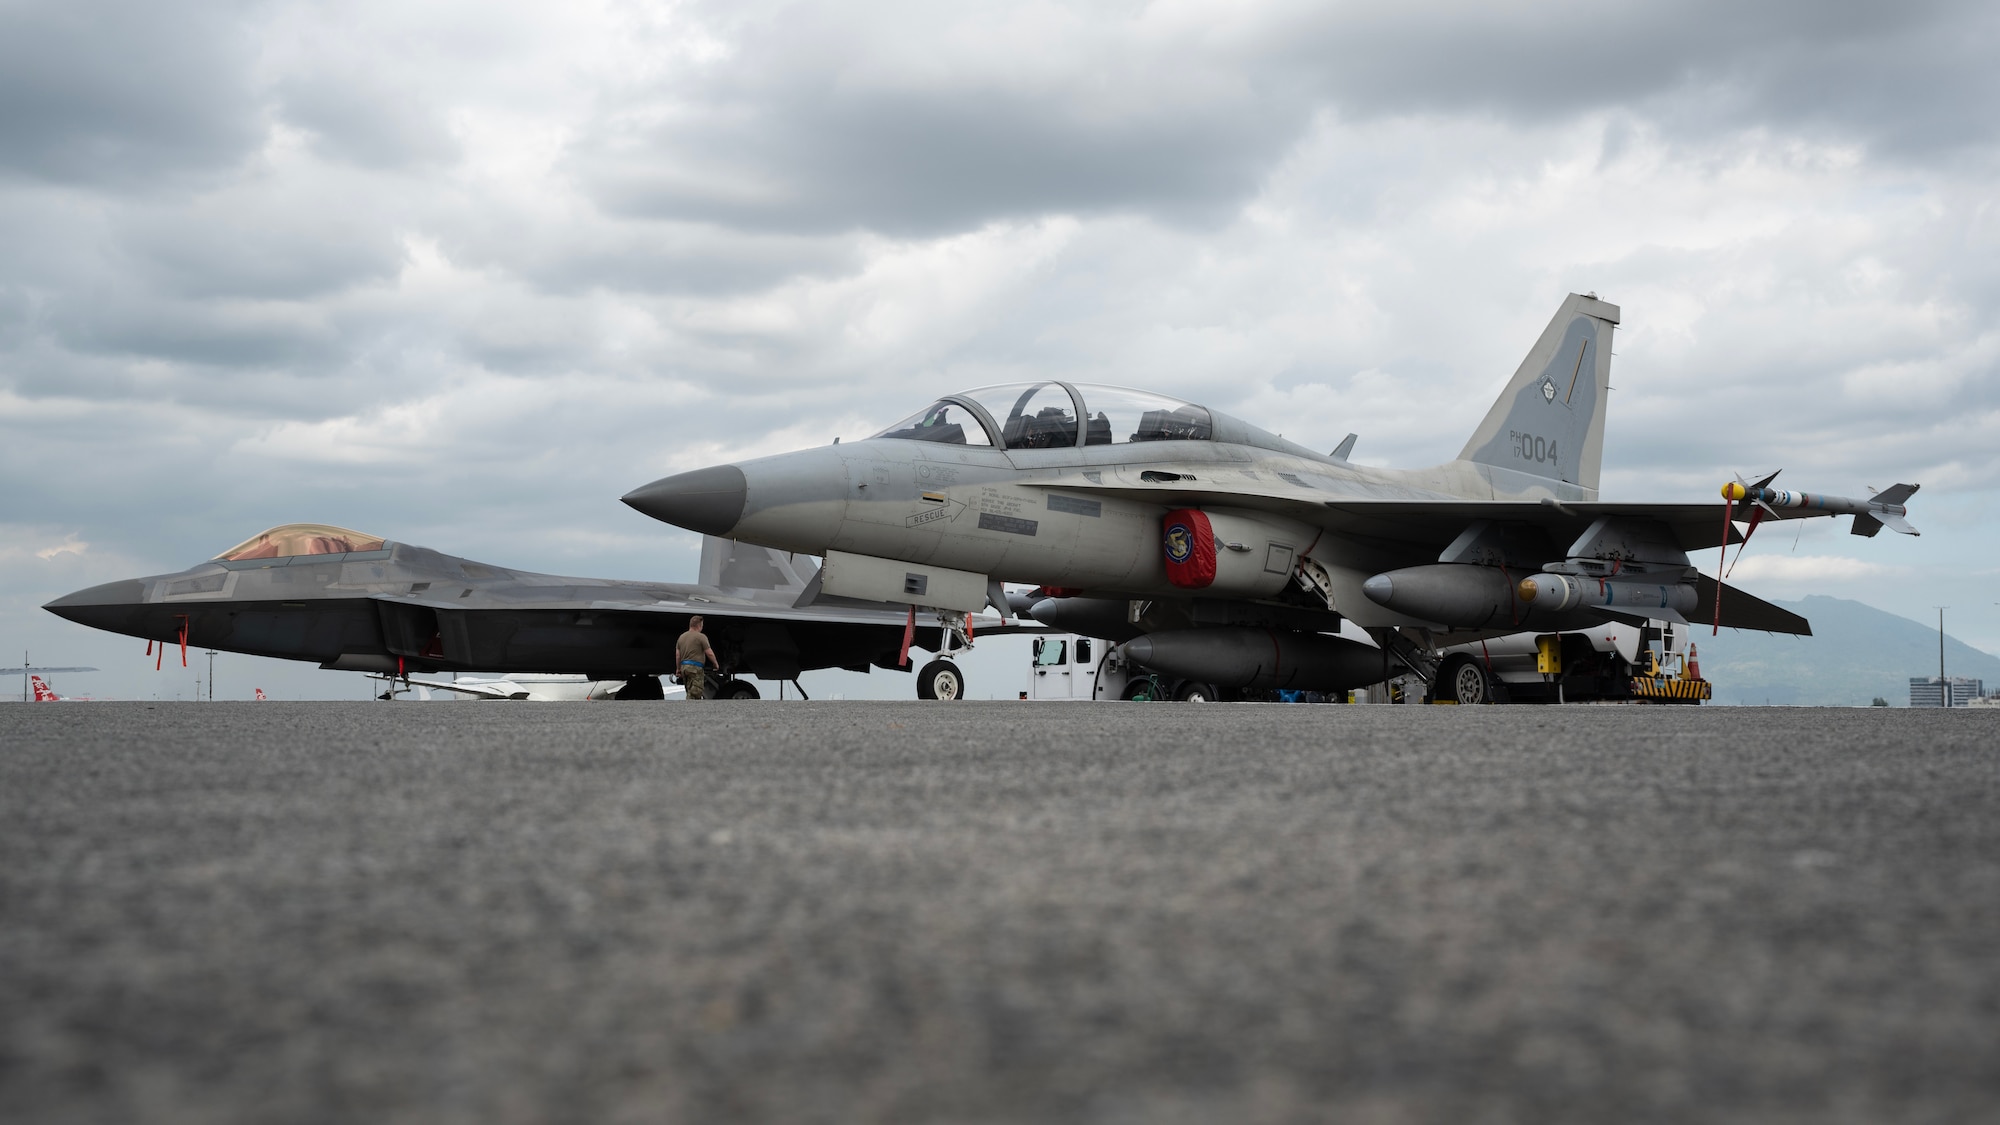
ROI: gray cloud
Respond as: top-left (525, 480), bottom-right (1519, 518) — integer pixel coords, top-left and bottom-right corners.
top-left (1275, 0), bottom-right (1986, 135)
top-left (114, 191), bottom-right (406, 301)
top-left (439, 218), bottom-right (863, 298)
top-left (576, 87), bottom-right (1307, 236)
top-left (564, 0), bottom-right (1998, 240)
top-left (0, 0), bottom-right (267, 189)
top-left (277, 71), bottom-right (463, 171)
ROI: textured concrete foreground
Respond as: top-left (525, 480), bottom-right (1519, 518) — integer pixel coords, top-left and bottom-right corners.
top-left (2, 702), bottom-right (1997, 1124)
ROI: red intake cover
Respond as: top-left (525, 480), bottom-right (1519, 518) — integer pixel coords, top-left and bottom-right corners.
top-left (1162, 509), bottom-right (1216, 589)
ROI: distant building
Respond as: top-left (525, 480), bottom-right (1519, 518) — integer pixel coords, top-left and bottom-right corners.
top-left (1910, 676), bottom-right (1985, 708)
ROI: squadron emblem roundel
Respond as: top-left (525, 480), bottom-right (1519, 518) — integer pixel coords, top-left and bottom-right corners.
top-left (1165, 524), bottom-right (1193, 563)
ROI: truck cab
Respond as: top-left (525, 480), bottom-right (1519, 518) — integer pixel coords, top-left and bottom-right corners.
top-left (1026, 634), bottom-right (1099, 699)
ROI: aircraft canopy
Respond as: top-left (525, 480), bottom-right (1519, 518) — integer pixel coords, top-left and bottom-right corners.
top-left (871, 383), bottom-right (1214, 450)
top-left (216, 524), bottom-right (387, 561)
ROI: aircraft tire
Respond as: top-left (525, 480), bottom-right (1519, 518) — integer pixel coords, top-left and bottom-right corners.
top-left (1176, 683), bottom-right (1217, 703)
top-left (1439, 656), bottom-right (1495, 705)
top-left (716, 679), bottom-right (761, 700)
top-left (916, 659), bottom-right (963, 701)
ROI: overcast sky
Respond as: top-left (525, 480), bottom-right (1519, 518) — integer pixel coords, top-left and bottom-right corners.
top-left (6, 0), bottom-right (1998, 700)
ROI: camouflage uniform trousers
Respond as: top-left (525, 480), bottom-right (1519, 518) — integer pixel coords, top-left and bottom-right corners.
top-left (681, 663), bottom-right (707, 700)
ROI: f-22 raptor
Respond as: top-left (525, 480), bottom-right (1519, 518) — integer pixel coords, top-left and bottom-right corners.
top-left (45, 526), bottom-right (1002, 699)
top-left (623, 294), bottom-right (1919, 696)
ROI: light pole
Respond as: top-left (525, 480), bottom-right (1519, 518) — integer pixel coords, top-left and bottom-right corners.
top-left (206, 649), bottom-right (217, 701)
top-left (1934, 606), bottom-right (1949, 706)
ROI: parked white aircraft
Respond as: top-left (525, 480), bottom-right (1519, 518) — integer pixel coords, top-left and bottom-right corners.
top-left (384, 673), bottom-right (687, 701)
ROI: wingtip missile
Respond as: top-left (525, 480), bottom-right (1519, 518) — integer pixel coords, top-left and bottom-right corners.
top-left (1718, 479), bottom-right (1919, 536)
top-left (1712, 475), bottom-right (1920, 632)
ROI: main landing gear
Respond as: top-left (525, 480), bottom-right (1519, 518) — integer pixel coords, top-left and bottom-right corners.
top-left (1434, 655), bottom-right (1500, 705)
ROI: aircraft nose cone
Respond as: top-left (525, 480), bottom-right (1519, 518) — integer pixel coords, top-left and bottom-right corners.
top-left (43, 579), bottom-right (148, 630)
top-left (622, 465), bottom-right (748, 536)
top-left (1360, 573), bottom-right (1394, 607)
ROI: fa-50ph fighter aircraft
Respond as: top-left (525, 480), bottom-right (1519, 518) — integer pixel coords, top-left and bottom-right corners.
top-left (623, 293), bottom-right (1919, 695)
top-left (45, 524), bottom-right (1001, 699)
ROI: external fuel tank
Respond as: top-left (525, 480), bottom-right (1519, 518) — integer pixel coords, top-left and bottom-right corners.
top-left (1120, 628), bottom-right (1394, 691)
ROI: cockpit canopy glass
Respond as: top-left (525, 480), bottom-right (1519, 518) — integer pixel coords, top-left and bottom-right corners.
top-left (870, 382), bottom-right (1214, 449)
top-left (1073, 385), bottom-right (1214, 445)
top-left (869, 401), bottom-right (993, 446)
top-left (216, 524), bottom-right (387, 561)
top-left (957, 383), bottom-right (1079, 450)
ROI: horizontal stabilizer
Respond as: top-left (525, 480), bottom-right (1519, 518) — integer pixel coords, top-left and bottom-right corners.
top-left (1852, 482), bottom-right (1921, 537)
top-left (1851, 510), bottom-right (1918, 537)
top-left (1693, 575), bottom-right (1811, 635)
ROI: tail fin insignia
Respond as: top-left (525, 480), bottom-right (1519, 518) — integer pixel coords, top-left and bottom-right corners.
top-left (1458, 293), bottom-right (1621, 494)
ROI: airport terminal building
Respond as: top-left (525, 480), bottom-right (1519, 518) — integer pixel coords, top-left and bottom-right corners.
top-left (1909, 676), bottom-right (1985, 707)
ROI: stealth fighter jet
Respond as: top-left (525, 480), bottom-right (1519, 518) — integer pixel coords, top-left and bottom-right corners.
top-left (45, 525), bottom-right (1001, 699)
top-left (624, 294), bottom-right (1919, 696)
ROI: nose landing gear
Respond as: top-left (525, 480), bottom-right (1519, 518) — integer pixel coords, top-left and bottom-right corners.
top-left (916, 659), bottom-right (963, 700)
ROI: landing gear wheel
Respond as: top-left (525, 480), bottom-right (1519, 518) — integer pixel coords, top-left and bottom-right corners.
top-left (1176, 683), bottom-right (1217, 703)
top-left (716, 679), bottom-right (761, 700)
top-left (1440, 656), bottom-right (1495, 705)
top-left (916, 659), bottom-right (964, 700)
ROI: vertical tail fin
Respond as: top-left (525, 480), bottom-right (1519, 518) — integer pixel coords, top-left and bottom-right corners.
top-left (1456, 293), bottom-right (1620, 495)
top-left (697, 535), bottom-right (818, 592)
top-left (31, 675), bottom-right (59, 701)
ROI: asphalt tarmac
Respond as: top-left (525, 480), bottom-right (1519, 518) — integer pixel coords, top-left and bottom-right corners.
top-left (3, 701), bottom-right (1997, 1124)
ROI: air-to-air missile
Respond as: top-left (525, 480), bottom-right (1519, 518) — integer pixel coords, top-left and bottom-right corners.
top-left (1515, 572), bottom-right (1700, 619)
top-left (1721, 480), bottom-right (1919, 537)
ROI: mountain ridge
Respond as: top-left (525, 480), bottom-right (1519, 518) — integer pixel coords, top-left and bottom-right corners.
top-left (1692, 595), bottom-right (2000, 707)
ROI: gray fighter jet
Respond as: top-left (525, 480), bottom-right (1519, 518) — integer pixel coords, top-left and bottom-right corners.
top-left (44, 525), bottom-right (1002, 699)
top-left (623, 293), bottom-right (1920, 696)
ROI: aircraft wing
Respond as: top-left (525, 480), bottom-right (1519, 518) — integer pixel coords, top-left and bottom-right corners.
top-left (1025, 476), bottom-right (1835, 553)
top-left (367, 586), bottom-right (1028, 632)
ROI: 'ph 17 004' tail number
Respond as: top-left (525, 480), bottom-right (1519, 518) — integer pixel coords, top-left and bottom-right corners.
top-left (1510, 431), bottom-right (1558, 465)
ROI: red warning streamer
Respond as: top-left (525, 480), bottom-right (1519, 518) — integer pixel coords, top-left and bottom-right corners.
top-left (1724, 504), bottom-right (1766, 580)
top-left (1712, 492), bottom-right (1736, 635)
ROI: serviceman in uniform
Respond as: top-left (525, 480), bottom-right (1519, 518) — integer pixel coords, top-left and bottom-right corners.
top-left (676, 615), bottom-right (719, 699)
